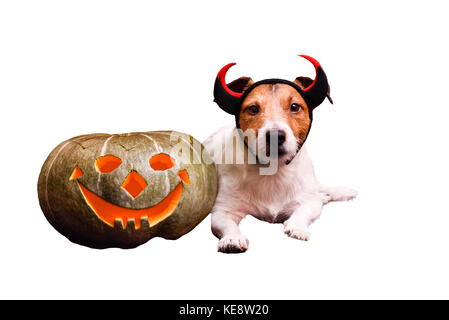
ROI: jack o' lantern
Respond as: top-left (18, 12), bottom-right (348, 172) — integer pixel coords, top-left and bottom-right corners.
top-left (37, 131), bottom-right (218, 249)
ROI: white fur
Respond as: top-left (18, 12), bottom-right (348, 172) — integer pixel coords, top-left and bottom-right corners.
top-left (203, 124), bottom-right (357, 253)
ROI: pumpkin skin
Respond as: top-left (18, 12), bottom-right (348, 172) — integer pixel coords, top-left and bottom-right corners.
top-left (37, 131), bottom-right (217, 249)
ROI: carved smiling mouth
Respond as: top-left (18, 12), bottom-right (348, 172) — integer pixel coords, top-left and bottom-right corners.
top-left (77, 170), bottom-right (190, 230)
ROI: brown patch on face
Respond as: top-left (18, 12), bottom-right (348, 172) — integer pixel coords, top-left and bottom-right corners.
top-left (238, 84), bottom-right (311, 144)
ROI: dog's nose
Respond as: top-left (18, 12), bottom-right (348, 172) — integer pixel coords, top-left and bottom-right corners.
top-left (265, 129), bottom-right (286, 146)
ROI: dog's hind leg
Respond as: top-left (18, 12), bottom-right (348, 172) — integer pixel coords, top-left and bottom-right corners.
top-left (319, 184), bottom-right (358, 202)
top-left (211, 210), bottom-right (248, 253)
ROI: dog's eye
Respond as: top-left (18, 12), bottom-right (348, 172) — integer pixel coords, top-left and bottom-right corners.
top-left (290, 103), bottom-right (301, 113)
top-left (247, 105), bottom-right (260, 115)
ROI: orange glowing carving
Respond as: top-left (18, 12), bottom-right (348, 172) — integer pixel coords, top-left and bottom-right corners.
top-left (70, 166), bottom-right (84, 180)
top-left (121, 171), bottom-right (147, 199)
top-left (95, 155), bottom-right (122, 173)
top-left (69, 152), bottom-right (190, 229)
top-left (178, 169), bottom-right (190, 185)
top-left (150, 153), bottom-right (175, 171)
top-left (77, 179), bottom-right (184, 229)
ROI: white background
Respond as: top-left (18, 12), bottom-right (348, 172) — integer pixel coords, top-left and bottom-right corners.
top-left (1, 0), bottom-right (448, 299)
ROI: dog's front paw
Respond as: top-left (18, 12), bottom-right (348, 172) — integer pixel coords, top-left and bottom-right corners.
top-left (284, 222), bottom-right (310, 241)
top-left (218, 234), bottom-right (249, 253)
top-left (327, 186), bottom-right (358, 202)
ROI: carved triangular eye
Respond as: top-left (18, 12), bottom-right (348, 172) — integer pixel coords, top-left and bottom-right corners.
top-left (95, 155), bottom-right (122, 173)
top-left (69, 166), bottom-right (84, 180)
top-left (149, 153), bottom-right (175, 171)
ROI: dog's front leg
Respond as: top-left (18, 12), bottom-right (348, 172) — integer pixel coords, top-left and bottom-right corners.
top-left (211, 211), bottom-right (248, 253)
top-left (283, 196), bottom-right (323, 241)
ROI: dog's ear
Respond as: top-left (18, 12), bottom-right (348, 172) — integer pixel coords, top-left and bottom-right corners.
top-left (213, 77), bottom-right (254, 103)
top-left (227, 77), bottom-right (254, 94)
top-left (294, 76), bottom-right (333, 104)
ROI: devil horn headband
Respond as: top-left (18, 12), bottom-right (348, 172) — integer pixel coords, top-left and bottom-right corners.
top-left (213, 55), bottom-right (329, 115)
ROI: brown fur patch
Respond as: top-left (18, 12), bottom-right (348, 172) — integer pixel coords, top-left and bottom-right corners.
top-left (227, 77), bottom-right (254, 93)
top-left (238, 84), bottom-right (311, 143)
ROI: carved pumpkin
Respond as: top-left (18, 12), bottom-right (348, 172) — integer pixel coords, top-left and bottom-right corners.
top-left (38, 131), bottom-right (217, 249)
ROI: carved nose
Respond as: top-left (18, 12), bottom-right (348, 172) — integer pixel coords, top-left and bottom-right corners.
top-left (121, 170), bottom-right (147, 199)
top-left (266, 129), bottom-right (286, 147)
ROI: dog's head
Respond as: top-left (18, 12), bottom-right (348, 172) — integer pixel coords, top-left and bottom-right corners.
top-left (213, 55), bottom-right (332, 164)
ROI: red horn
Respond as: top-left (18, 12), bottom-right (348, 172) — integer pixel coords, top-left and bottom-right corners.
top-left (298, 55), bottom-right (329, 109)
top-left (213, 63), bottom-right (243, 115)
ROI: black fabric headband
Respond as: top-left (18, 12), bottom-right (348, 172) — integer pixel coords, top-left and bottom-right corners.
top-left (213, 55), bottom-right (329, 117)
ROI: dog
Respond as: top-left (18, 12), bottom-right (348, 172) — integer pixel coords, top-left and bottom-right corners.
top-left (203, 56), bottom-right (357, 253)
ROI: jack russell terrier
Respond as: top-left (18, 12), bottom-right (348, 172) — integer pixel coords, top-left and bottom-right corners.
top-left (203, 55), bottom-right (357, 253)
